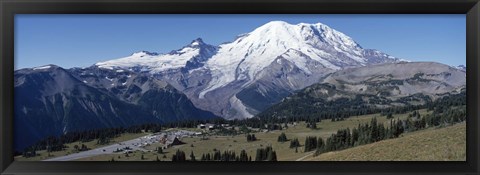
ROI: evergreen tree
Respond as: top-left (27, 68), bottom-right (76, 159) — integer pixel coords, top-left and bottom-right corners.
top-left (172, 150), bottom-right (186, 161)
top-left (277, 132), bottom-right (288, 142)
top-left (157, 147), bottom-right (163, 154)
top-left (370, 117), bottom-right (379, 142)
top-left (239, 150), bottom-right (249, 161)
top-left (386, 113), bottom-right (393, 119)
top-left (304, 136), bottom-right (318, 152)
top-left (317, 137), bottom-right (325, 153)
top-left (289, 138), bottom-right (300, 148)
top-left (206, 153), bottom-right (211, 161)
top-left (255, 148), bottom-right (263, 161)
top-left (247, 134), bottom-right (257, 142)
top-left (255, 146), bottom-right (276, 161)
top-left (267, 151), bottom-right (277, 161)
top-left (190, 151), bottom-right (196, 161)
top-left (309, 121), bottom-right (317, 129)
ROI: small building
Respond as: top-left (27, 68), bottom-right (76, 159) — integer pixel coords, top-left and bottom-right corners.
top-left (163, 136), bottom-right (185, 149)
top-left (160, 136), bottom-right (167, 144)
top-left (246, 126), bottom-right (260, 132)
top-left (208, 125), bottom-right (215, 131)
top-left (197, 123), bottom-right (216, 130)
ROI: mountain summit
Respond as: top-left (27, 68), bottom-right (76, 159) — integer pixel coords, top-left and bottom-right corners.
top-left (200, 21), bottom-right (400, 98)
top-left (94, 21), bottom-right (404, 119)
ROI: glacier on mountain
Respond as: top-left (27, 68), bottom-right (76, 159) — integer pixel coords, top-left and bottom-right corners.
top-left (94, 20), bottom-right (403, 119)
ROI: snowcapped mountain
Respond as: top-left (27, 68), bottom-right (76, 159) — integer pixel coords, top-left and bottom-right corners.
top-left (94, 21), bottom-right (404, 119)
top-left (199, 21), bottom-right (402, 98)
top-left (96, 38), bottom-right (218, 73)
top-left (455, 65), bottom-right (466, 72)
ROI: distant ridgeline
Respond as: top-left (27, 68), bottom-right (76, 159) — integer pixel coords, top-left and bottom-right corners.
top-left (14, 65), bottom-right (219, 151)
top-left (256, 62), bottom-right (466, 122)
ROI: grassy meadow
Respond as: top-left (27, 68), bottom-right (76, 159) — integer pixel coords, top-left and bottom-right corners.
top-left (74, 110), bottom-right (430, 161)
top-left (304, 122), bottom-right (466, 161)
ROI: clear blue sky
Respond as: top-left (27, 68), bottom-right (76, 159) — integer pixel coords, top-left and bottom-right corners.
top-left (15, 14), bottom-right (465, 70)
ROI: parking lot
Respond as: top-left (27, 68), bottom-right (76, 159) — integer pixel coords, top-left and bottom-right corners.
top-left (44, 130), bottom-right (199, 161)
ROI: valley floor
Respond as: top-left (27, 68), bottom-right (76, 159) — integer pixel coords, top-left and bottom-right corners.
top-left (16, 109), bottom-right (466, 161)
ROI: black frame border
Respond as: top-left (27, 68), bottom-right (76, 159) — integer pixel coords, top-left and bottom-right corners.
top-left (1, 0), bottom-right (479, 175)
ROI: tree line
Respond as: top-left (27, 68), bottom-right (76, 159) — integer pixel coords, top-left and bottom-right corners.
top-left (309, 104), bottom-right (466, 157)
top-left (171, 149), bottom-right (252, 161)
top-left (22, 123), bottom-right (162, 157)
top-left (171, 146), bottom-right (278, 161)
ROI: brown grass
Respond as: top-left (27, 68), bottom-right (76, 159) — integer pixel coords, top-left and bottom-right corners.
top-left (72, 110), bottom-right (425, 161)
top-left (303, 122), bottom-right (466, 161)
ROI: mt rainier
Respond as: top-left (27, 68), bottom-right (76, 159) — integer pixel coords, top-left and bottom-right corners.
top-left (96, 21), bottom-right (405, 119)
